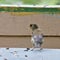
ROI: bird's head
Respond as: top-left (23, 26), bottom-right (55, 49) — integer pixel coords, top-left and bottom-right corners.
top-left (30, 24), bottom-right (38, 31)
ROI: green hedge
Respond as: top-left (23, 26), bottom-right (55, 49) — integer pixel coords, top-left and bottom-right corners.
top-left (0, 7), bottom-right (60, 13)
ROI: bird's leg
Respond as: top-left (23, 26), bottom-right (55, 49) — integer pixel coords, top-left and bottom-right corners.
top-left (31, 44), bottom-right (36, 51)
top-left (31, 47), bottom-right (35, 51)
top-left (24, 48), bottom-right (30, 51)
top-left (39, 44), bottom-right (43, 50)
top-left (31, 46), bottom-right (35, 51)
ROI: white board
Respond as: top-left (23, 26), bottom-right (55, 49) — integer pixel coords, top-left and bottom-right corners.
top-left (0, 48), bottom-right (60, 60)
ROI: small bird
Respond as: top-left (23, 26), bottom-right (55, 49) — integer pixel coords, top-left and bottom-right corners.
top-left (30, 24), bottom-right (44, 51)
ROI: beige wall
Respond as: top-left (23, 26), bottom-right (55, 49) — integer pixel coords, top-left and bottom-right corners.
top-left (0, 12), bottom-right (60, 35)
top-left (0, 12), bottom-right (60, 48)
top-left (0, 36), bottom-right (60, 48)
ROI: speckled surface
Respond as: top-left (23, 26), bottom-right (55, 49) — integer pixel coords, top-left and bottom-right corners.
top-left (0, 48), bottom-right (60, 60)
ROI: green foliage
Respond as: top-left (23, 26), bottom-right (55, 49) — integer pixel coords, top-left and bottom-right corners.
top-left (22, 0), bottom-right (41, 4)
top-left (0, 7), bottom-right (60, 14)
top-left (0, 0), bottom-right (60, 5)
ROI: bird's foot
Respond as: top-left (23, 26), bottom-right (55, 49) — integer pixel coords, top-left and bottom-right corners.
top-left (40, 48), bottom-right (43, 51)
top-left (24, 48), bottom-right (30, 51)
top-left (31, 48), bottom-right (35, 51)
top-left (31, 49), bottom-right (33, 51)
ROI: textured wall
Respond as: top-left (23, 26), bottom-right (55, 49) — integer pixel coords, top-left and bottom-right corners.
top-left (0, 36), bottom-right (60, 48)
top-left (0, 12), bottom-right (60, 48)
top-left (0, 12), bottom-right (60, 35)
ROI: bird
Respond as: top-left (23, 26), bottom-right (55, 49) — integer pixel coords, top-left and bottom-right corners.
top-left (30, 24), bottom-right (44, 51)
top-left (24, 24), bottom-right (44, 51)
top-left (24, 24), bottom-right (38, 51)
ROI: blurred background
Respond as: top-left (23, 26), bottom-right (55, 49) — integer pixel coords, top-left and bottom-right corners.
top-left (0, 0), bottom-right (60, 5)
